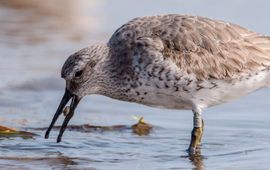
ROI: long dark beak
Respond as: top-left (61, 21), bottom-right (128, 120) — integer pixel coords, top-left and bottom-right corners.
top-left (44, 88), bottom-right (81, 143)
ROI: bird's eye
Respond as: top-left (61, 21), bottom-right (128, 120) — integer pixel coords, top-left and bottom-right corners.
top-left (74, 70), bottom-right (83, 78)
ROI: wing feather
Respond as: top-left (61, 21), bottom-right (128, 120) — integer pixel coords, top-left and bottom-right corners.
top-left (108, 14), bottom-right (270, 80)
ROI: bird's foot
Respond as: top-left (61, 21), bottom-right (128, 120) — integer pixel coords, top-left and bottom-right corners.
top-left (187, 146), bottom-right (201, 156)
top-left (188, 126), bottom-right (203, 156)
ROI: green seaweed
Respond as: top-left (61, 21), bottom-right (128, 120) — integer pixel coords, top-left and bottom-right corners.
top-left (0, 125), bottom-right (37, 139)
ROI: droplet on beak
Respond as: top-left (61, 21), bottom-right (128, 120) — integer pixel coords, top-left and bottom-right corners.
top-left (63, 106), bottom-right (70, 117)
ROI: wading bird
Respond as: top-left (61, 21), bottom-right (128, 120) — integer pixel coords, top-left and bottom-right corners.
top-left (45, 14), bottom-right (270, 155)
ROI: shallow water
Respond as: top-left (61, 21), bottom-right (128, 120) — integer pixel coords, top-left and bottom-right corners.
top-left (1, 0), bottom-right (270, 169)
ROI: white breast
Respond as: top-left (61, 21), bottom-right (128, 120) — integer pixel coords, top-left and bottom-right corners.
top-left (129, 69), bottom-right (270, 110)
top-left (191, 70), bottom-right (270, 109)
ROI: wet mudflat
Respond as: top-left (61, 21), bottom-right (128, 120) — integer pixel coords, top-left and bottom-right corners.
top-left (1, 1), bottom-right (270, 169)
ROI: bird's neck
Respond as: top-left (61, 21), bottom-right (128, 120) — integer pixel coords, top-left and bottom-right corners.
top-left (93, 47), bottom-right (137, 102)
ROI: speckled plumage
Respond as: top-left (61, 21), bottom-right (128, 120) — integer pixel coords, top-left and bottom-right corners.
top-left (62, 14), bottom-right (270, 111)
top-left (46, 14), bottom-right (270, 152)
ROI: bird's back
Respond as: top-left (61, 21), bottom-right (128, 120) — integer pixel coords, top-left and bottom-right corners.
top-left (109, 14), bottom-right (270, 81)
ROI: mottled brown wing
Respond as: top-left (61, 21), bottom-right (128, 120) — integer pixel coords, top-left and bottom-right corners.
top-left (108, 14), bottom-right (270, 80)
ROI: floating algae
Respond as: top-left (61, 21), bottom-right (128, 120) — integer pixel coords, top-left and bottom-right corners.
top-left (35, 124), bottom-right (128, 133)
top-left (0, 125), bottom-right (37, 139)
top-left (35, 116), bottom-right (153, 135)
top-left (131, 116), bottom-right (153, 135)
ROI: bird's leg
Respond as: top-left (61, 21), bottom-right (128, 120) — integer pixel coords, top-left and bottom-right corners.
top-left (188, 110), bottom-right (204, 155)
top-left (198, 119), bottom-right (204, 146)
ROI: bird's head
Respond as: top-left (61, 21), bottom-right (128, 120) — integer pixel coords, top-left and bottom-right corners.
top-left (45, 44), bottom-right (109, 142)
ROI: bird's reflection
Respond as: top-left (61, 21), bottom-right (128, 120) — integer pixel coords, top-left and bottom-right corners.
top-left (181, 150), bottom-right (206, 170)
top-left (189, 154), bottom-right (205, 170)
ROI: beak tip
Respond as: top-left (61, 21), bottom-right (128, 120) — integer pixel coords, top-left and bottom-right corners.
top-left (57, 138), bottom-right (61, 143)
top-left (44, 130), bottom-right (50, 139)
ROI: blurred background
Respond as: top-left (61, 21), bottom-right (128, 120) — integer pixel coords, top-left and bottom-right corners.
top-left (0, 0), bottom-right (270, 169)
